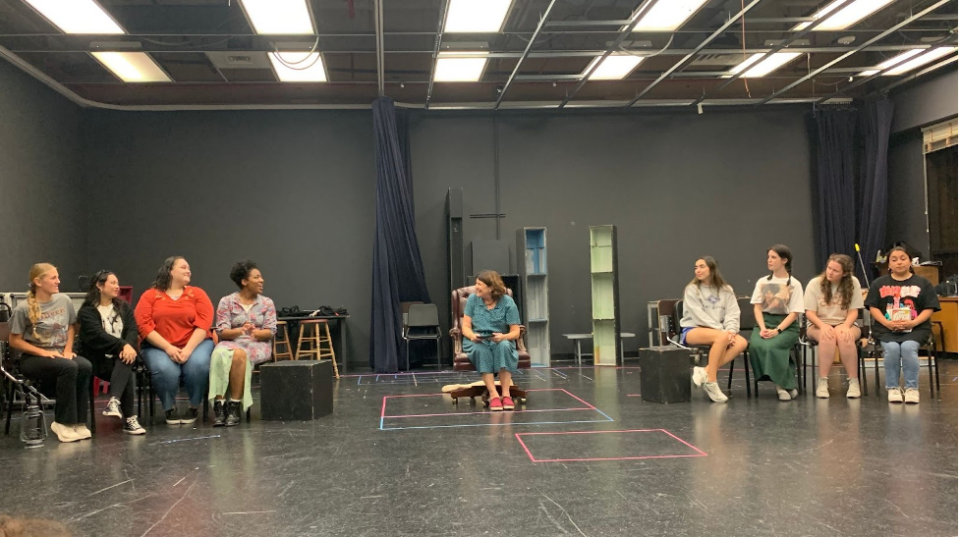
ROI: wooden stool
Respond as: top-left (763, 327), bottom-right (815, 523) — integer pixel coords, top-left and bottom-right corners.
top-left (273, 320), bottom-right (294, 361)
top-left (295, 319), bottom-right (339, 378)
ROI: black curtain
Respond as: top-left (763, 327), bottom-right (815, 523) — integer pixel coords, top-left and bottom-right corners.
top-left (370, 97), bottom-right (431, 373)
top-left (813, 108), bottom-right (859, 268)
top-left (857, 99), bottom-right (894, 284)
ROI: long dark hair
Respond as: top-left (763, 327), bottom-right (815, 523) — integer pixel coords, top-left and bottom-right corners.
top-left (153, 256), bottom-right (184, 291)
top-left (819, 254), bottom-right (855, 310)
top-left (84, 270), bottom-right (126, 312)
top-left (766, 244), bottom-right (793, 285)
top-left (689, 256), bottom-right (729, 291)
top-left (886, 246), bottom-right (915, 275)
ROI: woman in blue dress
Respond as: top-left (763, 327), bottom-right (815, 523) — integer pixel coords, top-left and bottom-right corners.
top-left (461, 271), bottom-right (521, 411)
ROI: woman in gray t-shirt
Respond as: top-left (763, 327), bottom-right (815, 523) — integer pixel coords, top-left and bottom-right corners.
top-left (9, 263), bottom-right (93, 443)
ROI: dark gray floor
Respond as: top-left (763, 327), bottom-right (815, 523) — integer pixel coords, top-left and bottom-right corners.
top-left (1, 358), bottom-right (957, 537)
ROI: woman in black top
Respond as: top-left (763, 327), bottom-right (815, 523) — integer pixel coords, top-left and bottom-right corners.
top-left (78, 271), bottom-right (146, 434)
top-left (864, 247), bottom-right (940, 405)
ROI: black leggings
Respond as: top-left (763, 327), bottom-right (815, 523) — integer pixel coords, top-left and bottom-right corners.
top-left (19, 355), bottom-right (92, 425)
top-left (94, 357), bottom-right (137, 417)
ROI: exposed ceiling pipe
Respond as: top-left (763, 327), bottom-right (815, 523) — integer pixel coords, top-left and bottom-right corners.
top-left (758, 0), bottom-right (953, 105)
top-left (624, 0), bottom-right (767, 108)
top-left (494, 0), bottom-right (559, 110)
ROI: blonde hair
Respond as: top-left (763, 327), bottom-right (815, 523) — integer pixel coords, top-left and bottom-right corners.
top-left (27, 263), bottom-right (56, 344)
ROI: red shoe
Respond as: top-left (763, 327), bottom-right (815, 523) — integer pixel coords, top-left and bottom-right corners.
top-left (488, 397), bottom-right (503, 411)
top-left (502, 396), bottom-right (515, 410)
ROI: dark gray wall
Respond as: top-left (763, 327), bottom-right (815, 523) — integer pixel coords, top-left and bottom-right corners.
top-left (885, 66), bottom-right (959, 260)
top-left (19, 93), bottom-right (817, 365)
top-left (81, 110), bottom-right (376, 368)
top-left (411, 109), bottom-right (817, 357)
top-left (0, 59), bottom-right (85, 291)
top-left (891, 67), bottom-right (958, 134)
top-left (887, 131), bottom-right (929, 258)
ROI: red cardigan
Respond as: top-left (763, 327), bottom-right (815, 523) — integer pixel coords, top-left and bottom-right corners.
top-left (135, 286), bottom-right (214, 347)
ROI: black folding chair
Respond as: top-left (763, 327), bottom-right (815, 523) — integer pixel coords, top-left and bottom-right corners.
top-left (402, 304), bottom-right (442, 370)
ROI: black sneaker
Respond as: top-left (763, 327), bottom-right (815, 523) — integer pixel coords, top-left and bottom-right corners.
top-left (180, 407), bottom-right (199, 425)
top-left (165, 407), bottom-right (181, 425)
top-left (212, 401), bottom-right (226, 427)
top-left (225, 401), bottom-right (241, 427)
top-left (123, 416), bottom-right (146, 435)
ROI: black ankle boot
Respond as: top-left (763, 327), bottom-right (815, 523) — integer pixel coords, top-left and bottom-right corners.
top-left (225, 401), bottom-right (242, 427)
top-left (212, 400), bottom-right (226, 427)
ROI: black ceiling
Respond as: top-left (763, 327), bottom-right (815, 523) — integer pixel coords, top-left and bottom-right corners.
top-left (0, 0), bottom-right (956, 109)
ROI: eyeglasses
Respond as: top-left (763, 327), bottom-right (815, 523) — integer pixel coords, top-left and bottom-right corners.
top-left (92, 269), bottom-right (113, 282)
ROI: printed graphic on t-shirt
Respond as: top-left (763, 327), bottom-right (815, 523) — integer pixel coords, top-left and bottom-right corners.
top-left (878, 284), bottom-right (922, 322)
top-left (100, 307), bottom-right (123, 339)
top-left (35, 306), bottom-right (69, 348)
top-left (759, 282), bottom-right (792, 314)
top-left (818, 291), bottom-right (844, 308)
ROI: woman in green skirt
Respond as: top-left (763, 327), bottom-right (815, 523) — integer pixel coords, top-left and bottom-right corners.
top-left (749, 244), bottom-right (804, 401)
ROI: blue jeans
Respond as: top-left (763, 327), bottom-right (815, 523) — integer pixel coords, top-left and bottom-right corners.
top-left (142, 339), bottom-right (214, 410)
top-left (881, 340), bottom-right (921, 390)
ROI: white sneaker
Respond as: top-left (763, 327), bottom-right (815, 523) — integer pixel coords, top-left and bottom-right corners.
top-left (816, 377), bottom-right (830, 399)
top-left (71, 424), bottom-right (92, 440)
top-left (692, 366), bottom-right (707, 387)
top-left (846, 379), bottom-right (861, 399)
top-left (102, 397), bottom-right (122, 418)
top-left (776, 385), bottom-right (792, 401)
top-left (50, 422), bottom-right (80, 443)
top-left (701, 382), bottom-right (728, 403)
top-left (903, 388), bottom-right (920, 404)
top-left (887, 388), bottom-right (903, 404)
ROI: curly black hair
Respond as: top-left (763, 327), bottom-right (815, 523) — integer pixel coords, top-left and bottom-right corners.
top-left (230, 260), bottom-right (259, 289)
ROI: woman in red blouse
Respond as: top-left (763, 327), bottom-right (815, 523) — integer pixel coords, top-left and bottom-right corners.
top-left (135, 256), bottom-right (214, 425)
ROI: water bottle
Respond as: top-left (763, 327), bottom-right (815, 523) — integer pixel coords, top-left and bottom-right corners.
top-left (0, 296), bottom-right (11, 322)
top-left (20, 392), bottom-right (47, 448)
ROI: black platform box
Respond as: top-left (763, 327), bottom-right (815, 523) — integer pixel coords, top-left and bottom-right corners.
top-left (638, 346), bottom-right (691, 404)
top-left (260, 360), bottom-right (333, 421)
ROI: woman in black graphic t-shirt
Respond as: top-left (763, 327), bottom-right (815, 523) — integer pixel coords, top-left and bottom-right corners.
top-left (864, 247), bottom-right (940, 405)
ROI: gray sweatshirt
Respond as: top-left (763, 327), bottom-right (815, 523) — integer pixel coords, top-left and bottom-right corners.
top-left (679, 283), bottom-right (740, 332)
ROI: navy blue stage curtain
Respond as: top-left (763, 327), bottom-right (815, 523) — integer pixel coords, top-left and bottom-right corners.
top-left (813, 108), bottom-right (859, 268)
top-left (370, 97), bottom-right (431, 373)
top-left (857, 99), bottom-right (894, 283)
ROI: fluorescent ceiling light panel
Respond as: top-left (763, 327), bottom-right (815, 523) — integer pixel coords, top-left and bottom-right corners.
top-left (268, 52), bottom-right (328, 82)
top-left (434, 52), bottom-right (488, 82)
top-left (24, 0), bottom-right (124, 34)
top-left (92, 52), bottom-right (171, 82)
top-left (882, 47), bottom-right (957, 75)
top-left (631, 0), bottom-right (710, 32)
top-left (727, 52), bottom-right (801, 78)
top-left (858, 48), bottom-right (925, 76)
top-left (240, 0), bottom-right (314, 35)
top-left (585, 54), bottom-right (644, 80)
top-left (444, 0), bottom-right (512, 33)
top-left (793, 0), bottom-right (896, 31)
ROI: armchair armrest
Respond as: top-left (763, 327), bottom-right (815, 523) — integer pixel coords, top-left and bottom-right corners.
top-left (516, 325), bottom-right (527, 353)
top-left (450, 327), bottom-right (463, 354)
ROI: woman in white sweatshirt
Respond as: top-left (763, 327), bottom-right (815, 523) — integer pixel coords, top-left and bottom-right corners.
top-left (679, 256), bottom-right (747, 403)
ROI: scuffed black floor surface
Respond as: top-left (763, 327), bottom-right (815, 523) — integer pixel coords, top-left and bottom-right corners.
top-left (0, 358), bottom-right (956, 537)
